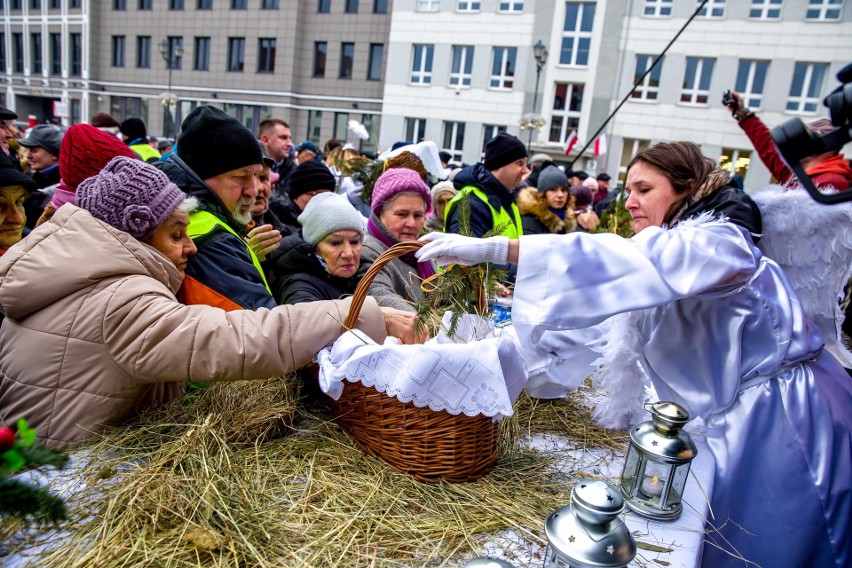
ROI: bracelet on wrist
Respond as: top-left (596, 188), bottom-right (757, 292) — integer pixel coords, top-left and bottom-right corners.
top-left (734, 109), bottom-right (754, 122)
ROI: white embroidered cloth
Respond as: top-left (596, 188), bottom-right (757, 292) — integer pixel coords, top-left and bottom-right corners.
top-left (317, 314), bottom-right (528, 419)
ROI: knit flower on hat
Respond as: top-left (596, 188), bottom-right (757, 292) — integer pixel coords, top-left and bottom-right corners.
top-left (122, 205), bottom-right (154, 238)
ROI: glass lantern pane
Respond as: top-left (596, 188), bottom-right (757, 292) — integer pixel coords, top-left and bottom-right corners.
top-left (621, 444), bottom-right (642, 495)
top-left (637, 460), bottom-right (670, 507)
top-left (665, 462), bottom-right (690, 507)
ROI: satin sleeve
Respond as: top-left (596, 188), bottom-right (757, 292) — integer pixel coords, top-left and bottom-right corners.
top-left (512, 221), bottom-right (759, 333)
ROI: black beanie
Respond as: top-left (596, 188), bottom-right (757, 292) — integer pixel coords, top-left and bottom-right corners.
top-left (0, 152), bottom-right (36, 192)
top-left (119, 117), bottom-right (147, 141)
top-left (177, 106), bottom-right (263, 180)
top-left (484, 133), bottom-right (528, 171)
top-left (288, 161), bottom-right (336, 200)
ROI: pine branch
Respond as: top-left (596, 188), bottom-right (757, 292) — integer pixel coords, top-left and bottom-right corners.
top-left (0, 478), bottom-right (67, 522)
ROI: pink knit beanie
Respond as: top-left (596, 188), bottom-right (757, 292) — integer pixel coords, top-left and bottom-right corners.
top-left (77, 156), bottom-right (184, 241)
top-left (370, 168), bottom-right (431, 215)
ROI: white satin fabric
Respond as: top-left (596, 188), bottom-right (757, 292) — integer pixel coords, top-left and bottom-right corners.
top-left (512, 220), bottom-right (852, 568)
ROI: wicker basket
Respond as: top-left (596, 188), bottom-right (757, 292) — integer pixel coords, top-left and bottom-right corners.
top-left (334, 241), bottom-right (500, 483)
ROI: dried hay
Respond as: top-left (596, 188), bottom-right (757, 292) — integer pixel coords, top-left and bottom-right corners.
top-left (1, 377), bottom-right (626, 567)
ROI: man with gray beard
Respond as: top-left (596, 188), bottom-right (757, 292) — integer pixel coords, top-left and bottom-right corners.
top-left (157, 105), bottom-right (276, 310)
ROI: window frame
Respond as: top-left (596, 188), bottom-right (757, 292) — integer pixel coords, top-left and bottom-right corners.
top-left (442, 121), bottom-right (466, 164)
top-left (31, 33), bottom-right (43, 74)
top-left (313, 41), bottom-right (327, 77)
top-left (49, 32), bottom-right (60, 74)
top-left (404, 117), bottom-right (427, 143)
top-left (489, 46), bottom-right (516, 90)
top-left (549, 82), bottom-right (584, 144)
top-left (679, 56), bottom-right (715, 105)
top-left (734, 59), bottom-right (769, 110)
top-left (559, 2), bottom-right (596, 67)
top-left (631, 54), bottom-right (663, 101)
top-left (339, 42), bottom-right (354, 79)
top-left (696, 0), bottom-right (726, 18)
top-left (498, 1), bottom-right (523, 13)
top-left (456, 1), bottom-right (481, 13)
top-left (449, 45), bottom-right (474, 88)
top-left (416, 0), bottom-right (439, 10)
top-left (805, 0), bottom-right (843, 21)
top-left (643, 0), bottom-right (672, 16)
top-left (194, 36), bottom-right (211, 71)
top-left (748, 0), bottom-right (782, 20)
top-left (136, 35), bottom-right (151, 69)
top-left (786, 62), bottom-right (828, 113)
top-left (227, 37), bottom-right (246, 72)
top-left (345, 0), bottom-right (358, 12)
top-left (367, 43), bottom-right (383, 81)
top-left (410, 44), bottom-right (434, 85)
top-left (257, 37), bottom-right (276, 73)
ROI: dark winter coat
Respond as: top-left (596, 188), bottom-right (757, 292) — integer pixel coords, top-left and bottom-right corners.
top-left (274, 239), bottom-right (359, 305)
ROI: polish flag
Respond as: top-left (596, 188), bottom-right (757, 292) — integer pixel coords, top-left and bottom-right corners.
top-left (594, 134), bottom-right (608, 158)
top-left (563, 130), bottom-right (579, 156)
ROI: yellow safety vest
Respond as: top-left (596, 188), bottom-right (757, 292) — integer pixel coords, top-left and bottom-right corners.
top-left (445, 185), bottom-right (523, 238)
top-left (187, 210), bottom-right (271, 293)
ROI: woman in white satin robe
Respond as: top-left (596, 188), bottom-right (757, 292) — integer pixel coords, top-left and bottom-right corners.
top-left (416, 142), bottom-right (851, 568)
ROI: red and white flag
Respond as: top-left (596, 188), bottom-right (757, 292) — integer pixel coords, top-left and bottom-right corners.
top-left (563, 130), bottom-right (579, 156)
top-left (593, 134), bottom-right (608, 158)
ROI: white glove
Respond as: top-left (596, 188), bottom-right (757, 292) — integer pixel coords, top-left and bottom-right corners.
top-left (416, 232), bottom-right (509, 266)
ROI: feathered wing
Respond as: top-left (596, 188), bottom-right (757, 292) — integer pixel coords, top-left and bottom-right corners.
top-left (752, 185), bottom-right (852, 367)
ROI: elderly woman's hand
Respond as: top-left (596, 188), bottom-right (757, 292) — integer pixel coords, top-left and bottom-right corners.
top-left (380, 307), bottom-right (429, 345)
top-left (246, 224), bottom-right (282, 261)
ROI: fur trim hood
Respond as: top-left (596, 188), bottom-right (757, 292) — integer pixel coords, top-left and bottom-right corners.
top-left (516, 187), bottom-right (576, 233)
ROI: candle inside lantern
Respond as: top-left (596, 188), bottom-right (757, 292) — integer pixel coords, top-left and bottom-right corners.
top-left (640, 474), bottom-right (665, 498)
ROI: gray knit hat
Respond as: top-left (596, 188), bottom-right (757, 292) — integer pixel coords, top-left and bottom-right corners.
top-left (537, 165), bottom-right (569, 193)
top-left (297, 192), bottom-right (364, 246)
top-left (77, 156), bottom-right (184, 241)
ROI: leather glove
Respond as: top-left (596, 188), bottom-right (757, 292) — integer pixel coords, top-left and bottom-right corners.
top-left (416, 232), bottom-right (509, 266)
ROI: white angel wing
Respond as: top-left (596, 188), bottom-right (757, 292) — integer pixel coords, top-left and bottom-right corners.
top-left (751, 185), bottom-right (852, 367)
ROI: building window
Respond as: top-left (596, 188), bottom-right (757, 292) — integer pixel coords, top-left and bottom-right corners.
top-left (136, 35), bottom-right (150, 68)
top-left (359, 114), bottom-right (377, 153)
top-left (457, 1), bottom-right (480, 11)
top-left (719, 148), bottom-right (752, 181)
top-left (618, 138), bottom-right (650, 186)
top-left (194, 37), bottom-right (210, 70)
top-left (806, 0), bottom-right (843, 21)
top-left (13, 33), bottom-right (23, 73)
top-left (11, 0), bottom-right (20, 8)
top-left (367, 43), bottom-right (383, 81)
top-left (31, 33), bottom-right (42, 74)
top-left (139, 0), bottom-right (152, 8)
top-left (631, 55), bottom-right (663, 101)
top-left (644, 0), bottom-right (672, 16)
top-left (110, 96), bottom-right (148, 124)
top-left (735, 60), bottom-right (769, 109)
top-left (0, 34), bottom-right (5, 71)
top-left (51, 0), bottom-right (62, 7)
top-left (313, 42), bottom-right (327, 77)
top-left (114, 0), bottom-right (126, 9)
top-left (560, 2), bottom-right (595, 66)
top-left (167, 36), bottom-right (183, 69)
top-left (786, 62), bottom-right (828, 113)
top-left (339, 42), bottom-right (354, 79)
top-left (49, 32), bottom-right (60, 74)
top-left (490, 46), bottom-right (516, 89)
top-left (71, 98), bottom-right (81, 124)
top-left (404, 117), bottom-right (426, 143)
top-left (262, 0), bottom-right (279, 7)
top-left (111, 36), bottom-right (125, 68)
top-left (442, 121), bottom-right (465, 164)
top-left (71, 0), bottom-right (80, 6)
top-left (169, 0), bottom-right (183, 9)
top-left (197, 0), bottom-right (212, 8)
top-left (410, 44), bottom-right (434, 85)
top-left (228, 37), bottom-right (245, 71)
top-left (318, 0), bottom-right (330, 12)
top-left (696, 0), bottom-right (725, 18)
top-left (232, 0), bottom-right (247, 8)
top-left (749, 0), bottom-right (782, 19)
top-left (417, 0), bottom-right (439, 10)
top-left (70, 32), bottom-right (81, 75)
top-left (680, 57), bottom-right (714, 105)
top-left (334, 112), bottom-right (349, 141)
top-left (498, 1), bottom-right (523, 12)
top-left (345, 0), bottom-right (357, 12)
top-left (258, 38), bottom-right (276, 73)
top-left (31, 0), bottom-right (39, 7)
top-left (482, 124), bottom-right (507, 157)
top-left (450, 45), bottom-right (474, 87)
top-left (549, 82), bottom-right (583, 143)
top-left (374, 0), bottom-right (387, 12)
top-left (308, 109), bottom-right (323, 144)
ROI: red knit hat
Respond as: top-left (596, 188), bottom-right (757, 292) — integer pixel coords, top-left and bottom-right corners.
top-left (59, 124), bottom-right (137, 189)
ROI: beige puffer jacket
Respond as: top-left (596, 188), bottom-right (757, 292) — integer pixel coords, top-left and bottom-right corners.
top-left (0, 206), bottom-right (385, 448)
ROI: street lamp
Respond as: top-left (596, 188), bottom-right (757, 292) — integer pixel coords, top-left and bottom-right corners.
top-left (158, 38), bottom-right (183, 138)
top-left (520, 39), bottom-right (549, 151)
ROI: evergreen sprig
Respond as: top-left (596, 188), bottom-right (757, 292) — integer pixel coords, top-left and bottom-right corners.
top-left (594, 189), bottom-right (633, 237)
top-left (413, 196), bottom-right (507, 339)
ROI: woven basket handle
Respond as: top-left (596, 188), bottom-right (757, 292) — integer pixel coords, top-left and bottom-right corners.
top-left (345, 241), bottom-right (425, 329)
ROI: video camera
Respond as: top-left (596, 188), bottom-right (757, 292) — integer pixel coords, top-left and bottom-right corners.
top-left (770, 64), bottom-right (852, 204)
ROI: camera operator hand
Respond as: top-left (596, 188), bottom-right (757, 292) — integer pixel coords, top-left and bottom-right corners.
top-left (723, 90), bottom-right (754, 122)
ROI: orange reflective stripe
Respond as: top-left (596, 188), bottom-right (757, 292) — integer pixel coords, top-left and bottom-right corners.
top-left (179, 275), bottom-right (244, 312)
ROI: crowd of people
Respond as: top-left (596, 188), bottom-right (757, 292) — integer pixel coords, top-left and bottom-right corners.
top-left (0, 90), bottom-right (850, 567)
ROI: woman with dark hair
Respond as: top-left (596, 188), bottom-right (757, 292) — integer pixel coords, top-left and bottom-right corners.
top-left (417, 141), bottom-right (851, 568)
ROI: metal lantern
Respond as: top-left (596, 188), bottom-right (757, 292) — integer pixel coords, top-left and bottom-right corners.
top-left (619, 401), bottom-right (697, 521)
top-left (543, 479), bottom-right (636, 568)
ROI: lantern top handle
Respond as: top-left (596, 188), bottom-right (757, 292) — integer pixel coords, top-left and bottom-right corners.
top-left (645, 401), bottom-right (689, 434)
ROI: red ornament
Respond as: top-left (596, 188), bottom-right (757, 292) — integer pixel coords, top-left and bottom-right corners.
top-left (0, 427), bottom-right (15, 452)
